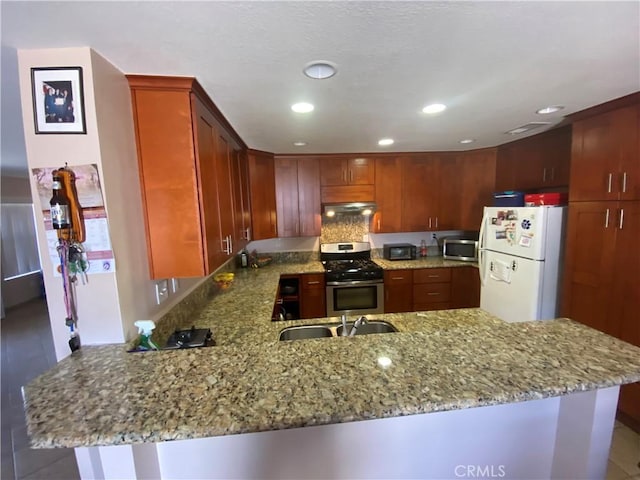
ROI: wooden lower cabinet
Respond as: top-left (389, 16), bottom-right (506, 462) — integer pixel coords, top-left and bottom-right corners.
top-left (384, 270), bottom-right (413, 313)
top-left (300, 273), bottom-right (326, 319)
top-left (413, 268), bottom-right (452, 311)
top-left (450, 267), bottom-right (481, 308)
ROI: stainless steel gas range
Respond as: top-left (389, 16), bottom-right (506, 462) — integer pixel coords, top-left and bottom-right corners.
top-left (321, 242), bottom-right (384, 317)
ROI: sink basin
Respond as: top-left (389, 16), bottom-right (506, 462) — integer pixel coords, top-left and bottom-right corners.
top-left (278, 325), bottom-right (333, 341)
top-left (278, 320), bottom-right (397, 341)
top-left (336, 321), bottom-right (398, 336)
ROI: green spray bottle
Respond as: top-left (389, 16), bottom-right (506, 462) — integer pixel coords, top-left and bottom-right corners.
top-left (134, 320), bottom-right (159, 350)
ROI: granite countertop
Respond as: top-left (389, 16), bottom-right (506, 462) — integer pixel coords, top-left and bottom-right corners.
top-left (23, 259), bottom-right (640, 449)
top-left (373, 257), bottom-right (477, 270)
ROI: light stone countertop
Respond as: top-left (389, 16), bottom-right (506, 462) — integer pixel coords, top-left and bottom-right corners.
top-left (22, 259), bottom-right (640, 448)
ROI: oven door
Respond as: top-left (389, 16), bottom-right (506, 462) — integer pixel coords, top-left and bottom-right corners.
top-left (326, 280), bottom-right (384, 317)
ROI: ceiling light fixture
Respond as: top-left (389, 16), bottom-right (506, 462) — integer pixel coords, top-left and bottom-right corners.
top-left (422, 103), bottom-right (446, 114)
top-left (303, 61), bottom-right (337, 80)
top-left (291, 102), bottom-right (314, 113)
top-left (459, 139), bottom-right (475, 144)
top-left (536, 105), bottom-right (565, 115)
top-left (293, 141), bottom-right (307, 147)
top-left (378, 138), bottom-right (394, 146)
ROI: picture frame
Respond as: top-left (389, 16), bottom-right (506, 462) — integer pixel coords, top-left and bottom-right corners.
top-left (31, 66), bottom-right (86, 134)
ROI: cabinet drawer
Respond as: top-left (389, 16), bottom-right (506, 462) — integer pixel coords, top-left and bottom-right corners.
top-left (413, 268), bottom-right (452, 284)
top-left (413, 283), bottom-right (451, 305)
top-left (301, 273), bottom-right (325, 290)
top-left (384, 270), bottom-right (413, 285)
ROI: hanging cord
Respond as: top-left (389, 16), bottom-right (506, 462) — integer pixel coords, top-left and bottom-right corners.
top-left (57, 239), bottom-right (80, 352)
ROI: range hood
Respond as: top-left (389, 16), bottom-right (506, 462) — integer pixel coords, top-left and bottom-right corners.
top-left (323, 202), bottom-right (377, 216)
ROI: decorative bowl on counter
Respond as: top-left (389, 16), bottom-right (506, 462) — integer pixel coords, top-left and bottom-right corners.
top-left (213, 272), bottom-right (234, 289)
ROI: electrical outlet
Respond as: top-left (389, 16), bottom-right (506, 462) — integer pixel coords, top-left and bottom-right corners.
top-left (171, 278), bottom-right (180, 293)
top-left (155, 279), bottom-right (169, 304)
top-left (432, 233), bottom-right (437, 240)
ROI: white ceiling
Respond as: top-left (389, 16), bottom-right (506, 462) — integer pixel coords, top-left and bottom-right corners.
top-left (2, 1), bottom-right (639, 176)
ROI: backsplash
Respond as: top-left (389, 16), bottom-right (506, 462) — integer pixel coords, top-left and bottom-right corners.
top-left (320, 214), bottom-right (370, 243)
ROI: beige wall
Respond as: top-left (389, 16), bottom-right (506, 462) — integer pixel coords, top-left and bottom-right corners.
top-left (17, 47), bottom-right (203, 360)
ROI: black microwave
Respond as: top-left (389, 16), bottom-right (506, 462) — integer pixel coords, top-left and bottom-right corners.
top-left (383, 243), bottom-right (416, 261)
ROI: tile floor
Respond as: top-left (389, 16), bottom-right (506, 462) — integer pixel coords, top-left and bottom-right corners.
top-left (1, 298), bottom-right (639, 480)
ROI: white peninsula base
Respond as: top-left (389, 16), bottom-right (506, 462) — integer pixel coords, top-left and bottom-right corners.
top-left (74, 386), bottom-right (619, 480)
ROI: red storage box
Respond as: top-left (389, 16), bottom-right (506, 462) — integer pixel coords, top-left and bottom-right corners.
top-left (524, 193), bottom-right (568, 206)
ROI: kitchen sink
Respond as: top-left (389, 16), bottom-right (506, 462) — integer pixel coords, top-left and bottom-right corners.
top-left (278, 320), bottom-right (397, 341)
top-left (336, 321), bottom-right (398, 336)
top-left (278, 325), bottom-right (333, 341)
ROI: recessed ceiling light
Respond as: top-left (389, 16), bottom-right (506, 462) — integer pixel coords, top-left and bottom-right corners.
top-left (378, 138), bottom-right (394, 146)
top-left (422, 103), bottom-right (447, 114)
top-left (460, 139), bottom-right (475, 144)
top-left (303, 61), bottom-right (337, 80)
top-left (536, 105), bottom-right (565, 115)
top-left (293, 141), bottom-right (307, 147)
top-left (291, 102), bottom-right (314, 113)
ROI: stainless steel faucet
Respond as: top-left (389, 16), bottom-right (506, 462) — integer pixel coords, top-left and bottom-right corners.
top-left (349, 316), bottom-right (368, 337)
top-left (340, 314), bottom-right (349, 337)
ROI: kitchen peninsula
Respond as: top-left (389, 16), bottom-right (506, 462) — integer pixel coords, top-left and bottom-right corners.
top-left (23, 259), bottom-right (640, 480)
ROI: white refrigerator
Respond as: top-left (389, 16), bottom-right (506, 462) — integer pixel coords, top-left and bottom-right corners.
top-left (478, 206), bottom-right (566, 323)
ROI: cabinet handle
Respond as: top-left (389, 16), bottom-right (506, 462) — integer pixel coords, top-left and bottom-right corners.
top-left (377, 219), bottom-right (381, 231)
top-left (222, 236), bottom-right (231, 255)
top-left (343, 170), bottom-right (347, 183)
top-left (435, 216), bottom-right (438, 229)
top-left (427, 292), bottom-right (440, 296)
top-left (605, 208), bottom-right (610, 228)
top-left (619, 208), bottom-right (624, 230)
top-left (543, 167), bottom-right (547, 183)
top-left (349, 170), bottom-right (353, 183)
top-left (229, 235), bottom-right (233, 255)
top-left (245, 228), bottom-right (251, 241)
top-left (306, 281), bottom-right (320, 285)
top-left (428, 274), bottom-right (440, 278)
top-left (391, 276), bottom-right (405, 280)
top-left (428, 217), bottom-right (432, 229)
top-left (622, 172), bottom-right (627, 193)
top-left (607, 173), bottom-right (613, 193)
top-left (551, 167), bottom-right (555, 181)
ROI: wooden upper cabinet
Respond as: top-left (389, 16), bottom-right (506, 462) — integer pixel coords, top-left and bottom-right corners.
top-left (456, 148), bottom-right (497, 231)
top-left (372, 157), bottom-right (403, 233)
top-left (495, 126), bottom-right (571, 192)
top-left (247, 150), bottom-right (277, 240)
top-left (128, 76), bottom-right (244, 278)
top-left (570, 104), bottom-right (639, 202)
top-left (274, 156), bottom-right (321, 237)
top-left (320, 157), bottom-right (374, 186)
top-left (400, 155), bottom-right (440, 232)
top-left (231, 150), bottom-right (251, 249)
top-left (297, 158), bottom-right (322, 236)
top-left (436, 154), bottom-right (460, 231)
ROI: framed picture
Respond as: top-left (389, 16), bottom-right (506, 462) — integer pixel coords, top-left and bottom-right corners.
top-left (31, 66), bottom-right (86, 134)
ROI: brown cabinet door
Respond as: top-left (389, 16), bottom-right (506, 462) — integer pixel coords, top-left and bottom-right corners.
top-left (570, 106), bottom-right (638, 202)
top-left (231, 150), bottom-right (251, 249)
top-left (275, 157), bottom-right (300, 237)
top-left (456, 148), bottom-right (497, 231)
top-left (297, 158), bottom-right (321, 236)
top-left (348, 158), bottom-right (375, 185)
top-left (193, 97), bottom-right (226, 271)
top-left (320, 157), bottom-right (348, 186)
top-left (561, 202), bottom-right (617, 335)
top-left (383, 270), bottom-right (413, 313)
top-left (248, 151), bottom-right (277, 240)
top-left (401, 156), bottom-right (439, 231)
top-left (131, 87), bottom-right (207, 278)
top-left (437, 154), bottom-right (460, 231)
top-left (215, 131), bottom-right (236, 256)
top-left (540, 127), bottom-right (572, 188)
top-left (373, 157), bottom-right (403, 233)
top-left (495, 144), bottom-right (517, 192)
top-left (612, 201), bottom-right (640, 346)
top-left (450, 267), bottom-right (480, 308)
top-left (413, 283), bottom-right (451, 310)
top-left (300, 273), bottom-right (326, 319)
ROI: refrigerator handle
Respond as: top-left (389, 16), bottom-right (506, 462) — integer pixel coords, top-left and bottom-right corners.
top-left (478, 210), bottom-right (488, 287)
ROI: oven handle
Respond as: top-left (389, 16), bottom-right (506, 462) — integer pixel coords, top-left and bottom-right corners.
top-left (326, 279), bottom-right (384, 286)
